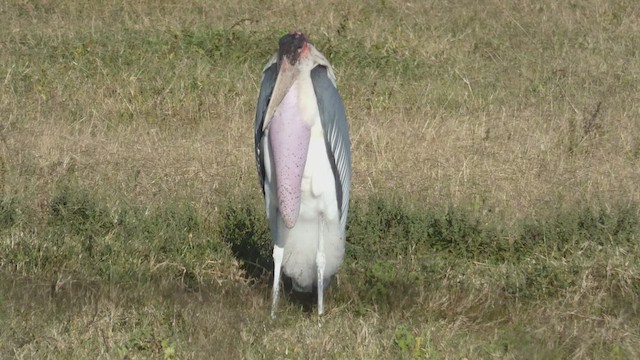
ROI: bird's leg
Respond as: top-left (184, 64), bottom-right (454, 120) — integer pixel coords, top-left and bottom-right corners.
top-left (316, 215), bottom-right (326, 316)
top-left (271, 244), bottom-right (284, 319)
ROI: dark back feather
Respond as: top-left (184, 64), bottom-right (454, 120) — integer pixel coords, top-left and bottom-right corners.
top-left (310, 65), bottom-right (352, 232)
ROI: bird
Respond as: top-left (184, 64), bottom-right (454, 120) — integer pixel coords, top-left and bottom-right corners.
top-left (254, 32), bottom-right (351, 318)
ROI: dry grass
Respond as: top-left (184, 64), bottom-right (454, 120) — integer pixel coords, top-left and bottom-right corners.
top-left (1, 0), bottom-right (640, 358)
top-left (2, 0), bottom-right (638, 217)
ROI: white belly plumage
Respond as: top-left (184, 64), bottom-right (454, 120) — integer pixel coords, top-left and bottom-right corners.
top-left (282, 136), bottom-right (344, 291)
top-left (263, 133), bottom-right (344, 292)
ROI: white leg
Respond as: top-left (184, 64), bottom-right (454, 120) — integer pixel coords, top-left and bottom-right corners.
top-left (316, 216), bottom-right (326, 316)
top-left (271, 245), bottom-right (284, 319)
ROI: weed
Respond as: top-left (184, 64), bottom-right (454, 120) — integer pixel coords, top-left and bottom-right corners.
top-left (0, 198), bottom-right (17, 230)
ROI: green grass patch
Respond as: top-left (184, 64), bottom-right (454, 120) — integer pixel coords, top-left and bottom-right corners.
top-left (5, 188), bottom-right (637, 357)
top-left (2, 185), bottom-right (638, 305)
top-left (0, 181), bottom-right (233, 289)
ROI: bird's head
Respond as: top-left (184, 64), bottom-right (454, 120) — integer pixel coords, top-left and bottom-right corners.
top-left (277, 31), bottom-right (310, 67)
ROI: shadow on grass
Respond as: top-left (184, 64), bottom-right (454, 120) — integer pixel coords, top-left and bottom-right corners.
top-left (218, 200), bottom-right (272, 281)
top-left (217, 199), bottom-right (329, 314)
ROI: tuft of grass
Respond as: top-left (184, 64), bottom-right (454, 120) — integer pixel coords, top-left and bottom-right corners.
top-left (518, 202), bottom-right (639, 255)
top-left (0, 198), bottom-right (17, 230)
top-left (350, 196), bottom-right (540, 263)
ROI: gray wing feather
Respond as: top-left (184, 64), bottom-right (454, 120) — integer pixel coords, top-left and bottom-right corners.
top-left (310, 65), bottom-right (352, 232)
top-left (254, 60), bottom-right (278, 193)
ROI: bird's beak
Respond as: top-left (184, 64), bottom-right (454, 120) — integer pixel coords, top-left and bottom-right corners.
top-left (263, 59), bottom-right (298, 131)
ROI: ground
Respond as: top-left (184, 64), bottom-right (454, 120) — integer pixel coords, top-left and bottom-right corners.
top-left (1, 0), bottom-right (639, 358)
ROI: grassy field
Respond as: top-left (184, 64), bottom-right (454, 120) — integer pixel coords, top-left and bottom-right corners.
top-left (1, 0), bottom-right (639, 358)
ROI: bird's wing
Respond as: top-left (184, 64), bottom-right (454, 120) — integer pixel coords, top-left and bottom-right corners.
top-left (254, 54), bottom-right (278, 193)
top-left (310, 65), bottom-right (352, 232)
